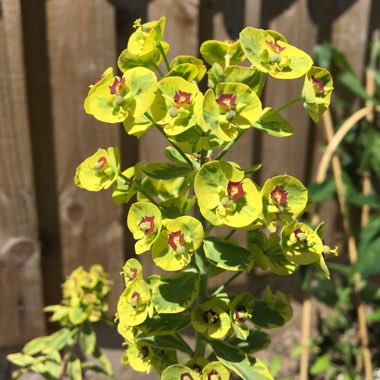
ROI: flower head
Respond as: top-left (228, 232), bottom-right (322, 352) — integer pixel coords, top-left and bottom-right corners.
top-left (270, 185), bottom-right (288, 207)
top-left (174, 90), bottom-right (192, 108)
top-left (216, 93), bottom-right (237, 109)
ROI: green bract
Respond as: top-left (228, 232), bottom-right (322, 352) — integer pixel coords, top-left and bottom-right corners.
top-left (191, 298), bottom-right (231, 339)
top-left (240, 27), bottom-right (313, 79)
top-left (152, 216), bottom-right (204, 271)
top-left (74, 147), bottom-right (120, 192)
top-left (121, 258), bottom-right (143, 287)
top-left (302, 66), bottom-right (334, 122)
top-left (230, 292), bottom-right (255, 340)
top-left (127, 202), bottom-right (162, 255)
top-left (84, 66), bottom-right (157, 123)
top-left (117, 280), bottom-right (152, 326)
top-left (152, 76), bottom-right (203, 136)
top-left (112, 163), bottom-right (142, 204)
top-left (203, 82), bottom-right (262, 142)
top-left (162, 364), bottom-right (201, 380)
top-left (200, 39), bottom-right (245, 67)
top-left (195, 161), bottom-right (262, 228)
top-left (123, 343), bottom-right (154, 373)
top-left (261, 174), bottom-right (308, 232)
top-left (280, 221), bottom-right (323, 265)
top-left (170, 55), bottom-right (207, 82)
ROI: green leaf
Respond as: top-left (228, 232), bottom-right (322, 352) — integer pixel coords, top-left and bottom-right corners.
top-left (148, 271), bottom-right (199, 313)
top-left (67, 356), bottom-right (82, 380)
top-left (228, 330), bottom-right (271, 353)
top-left (209, 340), bottom-right (273, 380)
top-left (244, 163), bottom-right (262, 174)
top-left (93, 346), bottom-right (113, 376)
top-left (159, 196), bottom-right (196, 219)
top-left (310, 354), bottom-right (331, 375)
top-left (81, 361), bottom-right (114, 379)
top-left (366, 308), bottom-right (380, 322)
top-left (22, 336), bottom-right (50, 355)
top-left (138, 313), bottom-right (191, 336)
top-left (203, 237), bottom-right (254, 272)
top-left (79, 322), bottom-right (96, 355)
top-left (253, 107), bottom-right (294, 137)
top-left (142, 162), bottom-right (194, 179)
top-left (68, 307), bottom-right (87, 325)
top-left (7, 353), bottom-right (36, 367)
top-left (308, 176), bottom-right (336, 203)
top-left (43, 328), bottom-right (75, 354)
top-left (137, 334), bottom-right (193, 356)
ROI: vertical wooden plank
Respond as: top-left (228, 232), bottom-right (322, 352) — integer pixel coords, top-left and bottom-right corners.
top-left (142, 0), bottom-right (201, 164)
top-left (0, 0), bottom-right (45, 346)
top-left (258, 0), bottom-right (319, 183)
top-left (46, 0), bottom-right (124, 312)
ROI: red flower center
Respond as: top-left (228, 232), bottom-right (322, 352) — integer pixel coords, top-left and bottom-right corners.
top-left (227, 181), bottom-right (244, 200)
top-left (109, 77), bottom-right (125, 95)
top-left (174, 90), bottom-right (192, 108)
top-left (139, 216), bottom-right (155, 235)
top-left (208, 369), bottom-right (220, 380)
top-left (311, 76), bottom-right (325, 93)
top-left (168, 230), bottom-right (185, 250)
top-left (97, 156), bottom-right (109, 170)
top-left (294, 227), bottom-right (306, 242)
top-left (127, 268), bottom-right (138, 281)
top-left (266, 40), bottom-right (285, 53)
top-left (180, 374), bottom-right (194, 380)
top-left (270, 185), bottom-right (287, 206)
top-left (216, 93), bottom-right (237, 109)
top-left (130, 291), bottom-right (141, 306)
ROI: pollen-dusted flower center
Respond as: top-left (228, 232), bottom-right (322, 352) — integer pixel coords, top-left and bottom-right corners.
top-left (180, 374), bottom-right (194, 380)
top-left (216, 93), bottom-right (237, 109)
top-left (174, 90), bottom-right (192, 108)
top-left (203, 309), bottom-right (220, 325)
top-left (127, 268), bottom-right (138, 281)
top-left (208, 369), bottom-right (221, 380)
top-left (266, 40), bottom-right (285, 53)
top-left (93, 156), bottom-right (109, 171)
top-left (294, 227), bottom-right (307, 242)
top-left (168, 230), bottom-right (185, 251)
top-left (311, 76), bottom-right (325, 93)
top-left (227, 181), bottom-right (245, 201)
top-left (270, 185), bottom-right (288, 207)
top-left (139, 216), bottom-right (155, 235)
top-left (109, 77), bottom-right (125, 95)
top-left (234, 305), bottom-right (249, 323)
top-left (130, 291), bottom-right (141, 307)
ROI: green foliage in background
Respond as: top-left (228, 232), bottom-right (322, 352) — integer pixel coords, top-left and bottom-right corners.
top-left (7, 265), bottom-right (113, 380)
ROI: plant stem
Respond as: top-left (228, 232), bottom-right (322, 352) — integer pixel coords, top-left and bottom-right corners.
top-left (158, 43), bottom-right (170, 72)
top-left (154, 65), bottom-right (164, 78)
top-left (212, 271), bottom-right (242, 296)
top-left (215, 131), bottom-right (246, 161)
top-left (273, 95), bottom-right (302, 113)
top-left (224, 229), bottom-right (236, 240)
top-left (153, 124), bottom-right (195, 168)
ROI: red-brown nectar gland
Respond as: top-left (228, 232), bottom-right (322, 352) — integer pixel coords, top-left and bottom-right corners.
top-left (234, 305), bottom-right (249, 323)
top-left (174, 90), bottom-right (192, 108)
top-left (180, 374), bottom-right (194, 380)
top-left (93, 156), bottom-right (109, 172)
top-left (139, 216), bottom-right (155, 235)
top-left (130, 291), bottom-right (141, 307)
top-left (266, 40), bottom-right (285, 53)
top-left (127, 268), bottom-right (138, 282)
top-left (311, 76), bottom-right (325, 94)
top-left (203, 309), bottom-right (220, 325)
top-left (92, 74), bottom-right (104, 85)
top-left (216, 93), bottom-right (237, 109)
top-left (294, 227), bottom-right (307, 242)
top-left (109, 77), bottom-right (125, 95)
top-left (270, 185), bottom-right (288, 210)
top-left (227, 181), bottom-right (245, 201)
top-left (168, 230), bottom-right (185, 254)
top-left (139, 345), bottom-right (150, 359)
top-left (208, 369), bottom-right (221, 380)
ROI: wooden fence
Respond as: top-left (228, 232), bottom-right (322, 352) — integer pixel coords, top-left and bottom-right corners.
top-left (0, 0), bottom-right (376, 349)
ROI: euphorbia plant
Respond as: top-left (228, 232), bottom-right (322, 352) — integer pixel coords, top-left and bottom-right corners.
top-left (75, 17), bottom-right (336, 379)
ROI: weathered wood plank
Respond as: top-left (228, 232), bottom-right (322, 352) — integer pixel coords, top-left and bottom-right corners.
top-left (258, 0), bottom-right (319, 184)
top-left (0, 0), bottom-right (45, 347)
top-left (46, 0), bottom-right (124, 312)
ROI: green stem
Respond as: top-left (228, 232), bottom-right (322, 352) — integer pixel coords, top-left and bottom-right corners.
top-left (119, 172), bottom-right (159, 207)
top-left (225, 229), bottom-right (236, 240)
top-left (212, 271), bottom-right (242, 296)
top-left (153, 123), bottom-right (195, 169)
top-left (273, 95), bottom-right (302, 113)
top-left (154, 65), bottom-right (164, 77)
top-left (158, 43), bottom-right (171, 72)
top-left (215, 130), bottom-right (246, 161)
